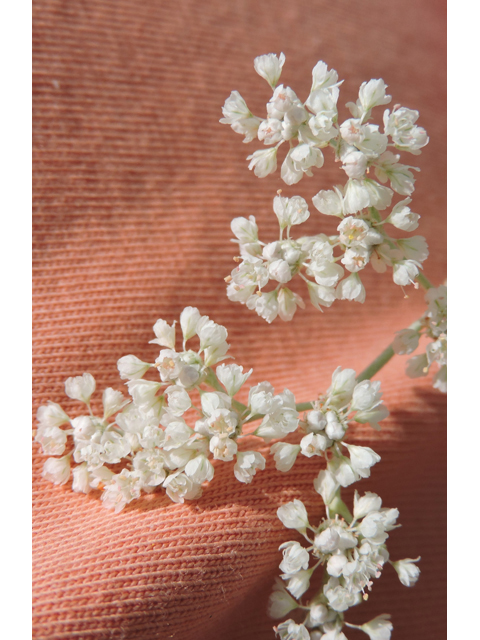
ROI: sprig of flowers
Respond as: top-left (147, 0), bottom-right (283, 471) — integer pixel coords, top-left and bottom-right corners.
top-left (393, 283), bottom-right (447, 392)
top-left (221, 54), bottom-right (430, 322)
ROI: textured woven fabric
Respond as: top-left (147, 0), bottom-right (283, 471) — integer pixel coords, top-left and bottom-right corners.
top-left (33, 1), bottom-right (446, 638)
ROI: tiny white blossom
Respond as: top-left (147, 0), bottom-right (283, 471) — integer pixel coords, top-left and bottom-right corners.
top-left (72, 462), bottom-right (92, 493)
top-left (314, 469), bottom-right (339, 505)
top-left (275, 619), bottom-right (310, 640)
top-left (150, 318), bottom-right (176, 349)
top-left (277, 499), bottom-right (310, 532)
top-left (344, 443), bottom-right (381, 477)
top-left (354, 404), bottom-right (389, 431)
top-left (163, 471), bottom-right (202, 503)
top-left (301, 432), bottom-right (330, 457)
top-left (247, 290), bottom-right (279, 323)
top-left (392, 260), bottom-right (421, 286)
top-left (278, 287), bottom-right (305, 321)
top-left (65, 373), bottom-right (96, 404)
top-left (405, 353), bottom-right (429, 378)
top-left (117, 354), bottom-right (151, 380)
top-left (273, 195), bottom-right (310, 229)
top-left (254, 52), bottom-right (286, 88)
top-left (279, 541), bottom-right (310, 574)
top-left (165, 385), bottom-right (191, 416)
top-left (271, 442), bottom-right (301, 472)
top-left (312, 187), bottom-right (344, 217)
top-left (102, 387), bottom-right (128, 419)
top-left (220, 90), bottom-right (261, 142)
top-left (283, 569), bottom-right (312, 599)
top-left (42, 454), bottom-right (71, 485)
top-left (37, 402), bottom-right (69, 428)
top-left (268, 578), bottom-right (299, 619)
top-left (358, 79), bottom-right (391, 113)
top-left (307, 282), bottom-right (336, 311)
top-left (216, 363), bottom-right (253, 396)
top-left (392, 328), bottom-right (420, 355)
top-left (342, 150), bottom-right (368, 179)
top-left (185, 454), bottom-right (215, 484)
top-left (209, 435), bottom-right (238, 461)
top-left (247, 147), bottom-right (278, 178)
top-left (353, 490), bottom-right (382, 520)
top-left (388, 198), bottom-right (420, 231)
top-left (392, 557), bottom-right (421, 586)
top-left (351, 380), bottom-right (382, 412)
top-left (179, 306), bottom-right (201, 342)
top-left (361, 614), bottom-right (393, 640)
top-left (234, 451), bottom-right (266, 483)
top-left (35, 425), bottom-right (67, 456)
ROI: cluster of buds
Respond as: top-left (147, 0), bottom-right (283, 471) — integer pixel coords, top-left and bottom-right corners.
top-left (393, 284), bottom-right (447, 392)
top-left (221, 54), bottom-right (429, 322)
top-left (269, 495), bottom-right (420, 640)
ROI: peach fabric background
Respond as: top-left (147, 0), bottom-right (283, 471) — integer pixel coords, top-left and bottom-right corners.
top-left (32, 1), bottom-right (446, 638)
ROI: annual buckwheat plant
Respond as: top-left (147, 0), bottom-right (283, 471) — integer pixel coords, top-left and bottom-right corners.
top-left (35, 53), bottom-right (446, 640)
top-left (221, 53), bottom-right (430, 323)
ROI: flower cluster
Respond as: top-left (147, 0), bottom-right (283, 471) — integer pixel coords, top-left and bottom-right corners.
top-left (35, 308), bottom-right (305, 511)
top-left (269, 494), bottom-right (420, 640)
top-left (392, 284), bottom-right (447, 392)
top-left (270, 367), bottom-right (388, 491)
top-left (221, 53), bottom-right (429, 322)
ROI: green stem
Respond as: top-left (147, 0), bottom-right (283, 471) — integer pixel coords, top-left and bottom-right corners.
top-left (356, 318), bottom-right (423, 382)
top-left (416, 272), bottom-right (433, 290)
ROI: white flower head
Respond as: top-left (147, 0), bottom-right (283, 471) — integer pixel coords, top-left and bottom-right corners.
top-left (277, 499), bottom-right (310, 532)
top-left (65, 373), bottom-right (96, 404)
top-left (254, 52), bottom-right (286, 88)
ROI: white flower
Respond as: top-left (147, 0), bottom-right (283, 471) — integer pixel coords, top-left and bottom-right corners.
top-left (102, 388), bottom-right (128, 419)
top-left (37, 402), bottom-right (69, 428)
top-left (328, 366), bottom-right (357, 407)
top-left (273, 195), bottom-right (310, 229)
top-left (405, 353), bottom-right (429, 378)
top-left (247, 147), bottom-right (278, 178)
top-left (185, 454), bottom-right (214, 484)
top-left (216, 363), bottom-right (252, 396)
top-left (149, 318), bottom-right (176, 349)
top-left (42, 454), bottom-right (71, 485)
top-left (102, 469), bottom-right (141, 512)
top-left (72, 462), bottom-right (92, 493)
top-left (283, 569), bottom-right (312, 599)
top-left (254, 52), bottom-right (285, 88)
top-left (271, 442), bottom-right (301, 472)
top-left (231, 216), bottom-right (259, 246)
top-left (127, 379), bottom-right (163, 413)
top-left (268, 578), bottom-right (299, 619)
top-left (220, 91), bottom-right (261, 142)
top-left (209, 435), bottom-right (238, 461)
top-left (314, 526), bottom-right (341, 554)
top-left (328, 457), bottom-right (357, 487)
top-left (279, 541), bottom-right (310, 574)
top-left (197, 317), bottom-right (228, 350)
top-left (392, 557), bottom-right (421, 586)
top-left (324, 579), bottom-right (359, 612)
top-left (278, 287), bottom-right (305, 321)
top-left (326, 552), bottom-right (348, 578)
top-left (307, 282), bottom-right (336, 311)
top-left (133, 449), bottom-right (167, 486)
top-left (341, 246), bottom-right (370, 273)
top-left (353, 490), bottom-right (382, 520)
top-left (392, 260), bottom-right (421, 286)
top-left (312, 187), bottom-right (344, 217)
top-left (361, 614), bottom-right (393, 640)
top-left (275, 619), bottom-right (310, 640)
top-left (247, 290), bottom-right (279, 323)
top-left (179, 306), bottom-right (201, 342)
top-left (325, 411), bottom-right (346, 440)
top-left (248, 381), bottom-right (275, 414)
top-left (397, 236), bottom-right (429, 262)
top-left (344, 443), bottom-right (381, 477)
top-left (351, 380), bottom-right (382, 411)
top-left (313, 469), bottom-right (339, 505)
top-left (282, 145), bottom-right (324, 185)
top-left (300, 432), bottom-right (330, 457)
top-left (163, 471), bottom-right (202, 503)
top-left (277, 499), bottom-right (310, 532)
top-left (165, 385), bottom-right (191, 416)
top-left (340, 118), bottom-right (365, 146)
top-left (269, 259), bottom-right (293, 283)
top-left (311, 60), bottom-right (340, 91)
top-left (117, 355), bottom-right (151, 380)
top-left (258, 118), bottom-right (284, 145)
top-left (392, 328), bottom-right (420, 355)
top-left (307, 604), bottom-right (329, 626)
top-left (234, 451), bottom-right (266, 483)
top-left (305, 410), bottom-right (327, 432)
top-left (255, 389), bottom-right (299, 442)
top-left (374, 152), bottom-right (418, 195)
top-left (358, 79), bottom-right (391, 113)
top-left (342, 150), bottom-right (368, 179)
top-left (65, 373), bottom-right (96, 404)
top-left (384, 106), bottom-right (429, 154)
top-left (354, 404), bottom-right (389, 431)
top-left (388, 198), bottom-right (420, 231)
top-left (337, 217), bottom-right (369, 247)
top-left (35, 425), bottom-right (67, 456)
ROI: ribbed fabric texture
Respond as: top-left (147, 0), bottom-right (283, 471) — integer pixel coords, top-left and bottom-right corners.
top-left (33, 1), bottom-right (446, 638)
